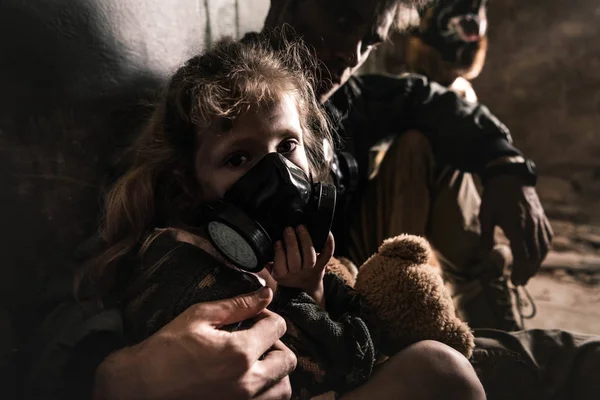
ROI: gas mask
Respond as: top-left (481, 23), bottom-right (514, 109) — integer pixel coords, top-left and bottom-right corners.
top-left (203, 153), bottom-right (337, 272)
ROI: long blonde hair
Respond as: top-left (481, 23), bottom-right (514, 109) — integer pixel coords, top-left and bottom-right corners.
top-left (78, 35), bottom-right (333, 306)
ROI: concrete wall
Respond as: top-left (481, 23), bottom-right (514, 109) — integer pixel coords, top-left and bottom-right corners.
top-left (473, 0), bottom-right (600, 223)
top-left (0, 0), bottom-right (268, 357)
top-left (363, 0), bottom-right (600, 223)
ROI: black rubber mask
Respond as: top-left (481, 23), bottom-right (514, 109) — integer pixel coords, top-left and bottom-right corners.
top-left (204, 153), bottom-right (336, 272)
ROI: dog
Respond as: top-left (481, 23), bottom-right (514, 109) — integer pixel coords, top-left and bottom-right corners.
top-left (384, 0), bottom-right (489, 102)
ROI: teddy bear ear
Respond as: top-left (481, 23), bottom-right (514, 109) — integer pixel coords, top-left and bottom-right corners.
top-left (378, 234), bottom-right (432, 264)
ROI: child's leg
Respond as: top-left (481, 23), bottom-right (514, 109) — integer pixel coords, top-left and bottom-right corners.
top-left (340, 340), bottom-right (486, 400)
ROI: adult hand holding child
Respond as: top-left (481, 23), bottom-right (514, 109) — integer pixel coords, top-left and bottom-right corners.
top-left (93, 288), bottom-right (296, 400)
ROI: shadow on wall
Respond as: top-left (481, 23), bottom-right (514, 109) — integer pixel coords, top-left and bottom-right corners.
top-left (473, 0), bottom-right (600, 214)
top-left (0, 1), bottom-right (269, 398)
top-left (0, 0), bottom-right (214, 368)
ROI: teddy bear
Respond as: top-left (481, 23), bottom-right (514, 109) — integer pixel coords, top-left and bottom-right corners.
top-left (328, 234), bottom-right (474, 358)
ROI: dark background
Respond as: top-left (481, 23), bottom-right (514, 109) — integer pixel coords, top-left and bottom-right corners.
top-left (0, 0), bottom-right (268, 397)
top-left (0, 0), bottom-right (598, 398)
top-left (0, 0), bottom-right (197, 337)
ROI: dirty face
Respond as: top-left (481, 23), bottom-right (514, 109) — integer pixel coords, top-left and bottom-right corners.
top-left (280, 0), bottom-right (398, 102)
top-left (424, 0), bottom-right (488, 43)
top-left (194, 93), bottom-right (310, 203)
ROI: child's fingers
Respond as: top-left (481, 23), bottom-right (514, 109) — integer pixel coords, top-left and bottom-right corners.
top-left (283, 227), bottom-right (302, 273)
top-left (272, 240), bottom-right (287, 278)
top-left (296, 225), bottom-right (317, 270)
top-left (315, 232), bottom-right (335, 271)
top-left (264, 262), bottom-right (274, 275)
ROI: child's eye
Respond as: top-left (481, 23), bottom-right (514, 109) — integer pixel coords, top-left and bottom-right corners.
top-left (277, 139), bottom-right (298, 154)
top-left (225, 154), bottom-right (249, 168)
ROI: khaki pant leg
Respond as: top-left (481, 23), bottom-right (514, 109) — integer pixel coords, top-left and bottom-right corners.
top-left (472, 328), bottom-right (600, 400)
top-left (347, 130), bottom-right (483, 278)
top-left (427, 167), bottom-right (484, 280)
top-left (347, 130), bottom-right (433, 266)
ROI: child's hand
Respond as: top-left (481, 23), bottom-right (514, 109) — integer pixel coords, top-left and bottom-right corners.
top-left (271, 225), bottom-right (334, 305)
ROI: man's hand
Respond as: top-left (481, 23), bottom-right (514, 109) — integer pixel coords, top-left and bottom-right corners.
top-left (479, 175), bottom-right (553, 285)
top-left (94, 287), bottom-right (296, 400)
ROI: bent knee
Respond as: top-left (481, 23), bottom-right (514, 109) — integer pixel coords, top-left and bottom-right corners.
top-left (386, 130), bottom-right (434, 169)
top-left (393, 340), bottom-right (486, 400)
top-left (390, 130), bottom-right (433, 157)
top-left (375, 130), bottom-right (434, 180)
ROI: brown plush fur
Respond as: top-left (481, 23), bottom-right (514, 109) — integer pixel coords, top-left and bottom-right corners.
top-left (353, 235), bottom-right (474, 358)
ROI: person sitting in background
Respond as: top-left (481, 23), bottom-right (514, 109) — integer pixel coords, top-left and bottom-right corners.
top-left (261, 0), bottom-right (551, 331)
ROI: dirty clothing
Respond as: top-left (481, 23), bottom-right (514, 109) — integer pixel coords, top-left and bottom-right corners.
top-left (123, 231), bottom-right (380, 400)
top-left (471, 328), bottom-right (600, 400)
top-left (345, 128), bottom-right (482, 273)
top-left (325, 74), bottom-right (521, 259)
top-left (324, 75), bottom-right (518, 329)
top-left (344, 125), bottom-right (522, 331)
top-left (326, 74), bottom-right (520, 179)
top-left (345, 128), bottom-right (485, 298)
top-left (24, 296), bottom-right (600, 400)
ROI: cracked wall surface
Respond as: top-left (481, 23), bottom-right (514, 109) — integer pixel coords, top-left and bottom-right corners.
top-left (474, 0), bottom-right (600, 225)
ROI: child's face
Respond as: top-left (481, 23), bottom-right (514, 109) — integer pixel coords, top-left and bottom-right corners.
top-left (194, 93), bottom-right (311, 202)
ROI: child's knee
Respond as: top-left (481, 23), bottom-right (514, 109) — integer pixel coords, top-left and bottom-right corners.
top-left (392, 340), bottom-right (486, 399)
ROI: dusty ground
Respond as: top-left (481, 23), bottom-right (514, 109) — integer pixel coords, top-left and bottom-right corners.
top-left (519, 180), bottom-right (600, 335)
top-left (525, 271), bottom-right (600, 334)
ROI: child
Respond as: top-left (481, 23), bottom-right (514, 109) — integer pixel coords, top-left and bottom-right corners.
top-left (81, 36), bottom-right (484, 400)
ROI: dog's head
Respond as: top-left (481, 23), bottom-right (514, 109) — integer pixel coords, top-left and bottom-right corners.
top-left (420, 0), bottom-right (488, 45)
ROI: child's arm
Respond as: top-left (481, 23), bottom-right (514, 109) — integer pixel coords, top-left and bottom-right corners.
top-left (271, 226), bottom-right (333, 308)
top-left (123, 233), bottom-right (263, 343)
top-left (269, 227), bottom-right (380, 394)
top-left (274, 272), bottom-right (381, 396)
top-left (125, 231), bottom-right (378, 397)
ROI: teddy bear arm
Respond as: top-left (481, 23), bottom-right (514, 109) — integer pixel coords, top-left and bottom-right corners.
top-left (356, 255), bottom-right (474, 357)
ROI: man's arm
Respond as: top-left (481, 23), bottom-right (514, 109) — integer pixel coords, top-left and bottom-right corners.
top-left (355, 73), bottom-right (552, 282)
top-left (357, 73), bottom-right (522, 172)
top-left (24, 288), bottom-right (295, 400)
